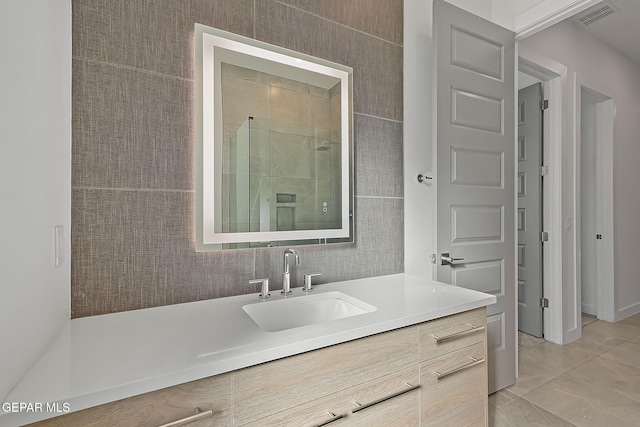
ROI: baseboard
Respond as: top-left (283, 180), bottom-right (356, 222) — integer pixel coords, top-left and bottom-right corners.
top-left (615, 301), bottom-right (640, 322)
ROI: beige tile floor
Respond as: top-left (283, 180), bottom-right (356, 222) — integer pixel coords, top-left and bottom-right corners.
top-left (490, 313), bottom-right (640, 426)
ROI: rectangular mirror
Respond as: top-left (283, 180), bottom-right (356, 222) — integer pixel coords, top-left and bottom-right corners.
top-left (195, 25), bottom-right (353, 250)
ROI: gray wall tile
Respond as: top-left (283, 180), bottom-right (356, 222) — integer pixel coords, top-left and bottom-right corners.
top-left (72, 189), bottom-right (256, 317)
top-left (72, 0), bottom-right (254, 79)
top-left (354, 114), bottom-right (404, 197)
top-left (278, 0), bottom-right (403, 46)
top-left (72, 0), bottom-right (403, 317)
top-left (73, 59), bottom-right (193, 190)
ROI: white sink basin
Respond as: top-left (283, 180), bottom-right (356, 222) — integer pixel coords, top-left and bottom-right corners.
top-left (243, 291), bottom-right (377, 332)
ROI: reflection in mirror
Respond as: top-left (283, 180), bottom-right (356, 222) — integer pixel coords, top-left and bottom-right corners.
top-left (195, 25), bottom-right (353, 250)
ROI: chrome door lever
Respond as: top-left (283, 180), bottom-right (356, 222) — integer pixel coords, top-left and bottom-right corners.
top-left (441, 252), bottom-right (464, 266)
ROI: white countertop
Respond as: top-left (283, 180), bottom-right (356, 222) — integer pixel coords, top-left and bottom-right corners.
top-left (1, 273), bottom-right (495, 426)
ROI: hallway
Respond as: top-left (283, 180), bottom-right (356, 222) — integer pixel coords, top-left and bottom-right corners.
top-left (490, 313), bottom-right (640, 426)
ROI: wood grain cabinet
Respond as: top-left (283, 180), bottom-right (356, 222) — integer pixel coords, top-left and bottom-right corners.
top-left (27, 373), bottom-right (233, 427)
top-left (419, 308), bottom-right (488, 426)
top-left (28, 307), bottom-right (488, 427)
top-left (234, 325), bottom-right (419, 426)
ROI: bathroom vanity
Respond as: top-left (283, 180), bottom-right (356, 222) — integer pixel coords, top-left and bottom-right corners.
top-left (2, 274), bottom-right (495, 426)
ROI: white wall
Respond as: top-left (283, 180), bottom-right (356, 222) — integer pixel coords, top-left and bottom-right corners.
top-left (0, 0), bottom-right (71, 401)
top-left (404, 0), bottom-right (504, 279)
top-left (521, 19), bottom-right (640, 321)
top-left (404, 0), bottom-right (436, 278)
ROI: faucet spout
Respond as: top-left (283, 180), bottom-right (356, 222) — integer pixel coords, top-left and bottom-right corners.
top-left (282, 248), bottom-right (301, 295)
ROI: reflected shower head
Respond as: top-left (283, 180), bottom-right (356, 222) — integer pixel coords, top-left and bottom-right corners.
top-left (316, 141), bottom-right (331, 151)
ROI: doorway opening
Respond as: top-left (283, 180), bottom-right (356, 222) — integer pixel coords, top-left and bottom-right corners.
top-left (517, 79), bottom-right (544, 339)
top-left (517, 49), bottom-right (564, 344)
top-left (577, 83), bottom-right (615, 322)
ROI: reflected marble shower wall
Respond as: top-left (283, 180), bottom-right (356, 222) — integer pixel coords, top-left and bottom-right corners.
top-left (222, 64), bottom-right (342, 237)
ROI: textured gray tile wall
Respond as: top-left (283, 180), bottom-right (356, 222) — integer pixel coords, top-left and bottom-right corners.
top-left (71, 0), bottom-right (404, 318)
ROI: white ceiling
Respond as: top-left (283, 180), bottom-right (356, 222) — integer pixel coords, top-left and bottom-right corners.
top-left (569, 0), bottom-right (640, 65)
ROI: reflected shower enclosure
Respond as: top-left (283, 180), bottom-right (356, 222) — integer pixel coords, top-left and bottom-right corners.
top-left (221, 64), bottom-right (343, 245)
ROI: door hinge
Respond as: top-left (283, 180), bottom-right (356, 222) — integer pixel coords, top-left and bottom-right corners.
top-left (541, 297), bottom-right (549, 308)
top-left (540, 99), bottom-right (549, 110)
top-left (540, 165), bottom-right (549, 176)
top-left (540, 231), bottom-right (549, 242)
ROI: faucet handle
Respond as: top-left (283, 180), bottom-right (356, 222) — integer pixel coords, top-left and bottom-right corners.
top-left (249, 278), bottom-right (270, 299)
top-left (302, 273), bottom-right (321, 292)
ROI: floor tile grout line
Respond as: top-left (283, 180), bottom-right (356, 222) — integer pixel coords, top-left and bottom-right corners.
top-left (500, 313), bottom-right (640, 425)
top-left (567, 359), bottom-right (640, 417)
top-left (522, 339), bottom-right (640, 423)
top-left (493, 395), bottom-right (579, 427)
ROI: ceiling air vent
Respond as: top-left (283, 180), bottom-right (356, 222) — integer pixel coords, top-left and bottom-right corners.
top-left (575, 1), bottom-right (618, 26)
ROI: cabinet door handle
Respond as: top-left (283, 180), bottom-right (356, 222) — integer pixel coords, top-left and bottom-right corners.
top-left (432, 324), bottom-right (484, 344)
top-left (434, 357), bottom-right (485, 380)
top-left (157, 407), bottom-right (213, 427)
top-left (314, 412), bottom-right (346, 427)
top-left (351, 384), bottom-right (420, 414)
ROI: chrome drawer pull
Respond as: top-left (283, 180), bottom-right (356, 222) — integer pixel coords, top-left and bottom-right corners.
top-left (157, 407), bottom-right (213, 427)
top-left (432, 324), bottom-right (484, 344)
top-left (314, 412), bottom-right (346, 427)
top-left (434, 357), bottom-right (485, 380)
top-left (351, 383), bottom-right (421, 414)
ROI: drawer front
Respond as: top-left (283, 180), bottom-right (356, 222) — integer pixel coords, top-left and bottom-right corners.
top-left (27, 373), bottom-right (232, 427)
top-left (242, 366), bottom-right (422, 427)
top-left (241, 393), bottom-right (344, 427)
top-left (419, 307), bottom-right (486, 361)
top-left (420, 342), bottom-right (487, 425)
top-left (342, 366), bottom-right (420, 426)
top-left (423, 396), bottom-right (485, 427)
top-left (234, 325), bottom-right (419, 425)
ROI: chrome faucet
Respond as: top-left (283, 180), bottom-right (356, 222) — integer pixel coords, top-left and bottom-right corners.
top-left (282, 248), bottom-right (300, 295)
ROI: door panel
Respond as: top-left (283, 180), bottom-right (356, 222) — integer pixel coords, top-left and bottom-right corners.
top-left (451, 260), bottom-right (504, 295)
top-left (451, 147), bottom-right (504, 187)
top-left (434, 0), bottom-right (516, 393)
top-left (451, 89), bottom-right (504, 132)
top-left (517, 83), bottom-right (543, 337)
top-left (451, 205), bottom-right (503, 244)
top-left (450, 27), bottom-right (504, 79)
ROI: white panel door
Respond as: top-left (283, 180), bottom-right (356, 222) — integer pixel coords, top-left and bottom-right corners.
top-left (518, 83), bottom-right (543, 337)
top-left (434, 0), bottom-right (516, 393)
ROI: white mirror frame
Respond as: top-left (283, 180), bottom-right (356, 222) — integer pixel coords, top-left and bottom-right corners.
top-left (195, 25), bottom-right (353, 251)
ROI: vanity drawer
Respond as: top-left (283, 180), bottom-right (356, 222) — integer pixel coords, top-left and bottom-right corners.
top-left (341, 366), bottom-right (420, 426)
top-left (419, 307), bottom-right (486, 361)
top-left (233, 325), bottom-right (419, 425)
top-left (420, 342), bottom-right (487, 426)
top-left (242, 366), bottom-right (420, 427)
top-left (26, 373), bottom-right (232, 427)
top-left (241, 393), bottom-right (344, 427)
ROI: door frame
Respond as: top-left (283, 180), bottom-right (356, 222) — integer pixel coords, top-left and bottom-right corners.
top-left (517, 45), bottom-right (566, 344)
top-left (517, 48), bottom-right (617, 343)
